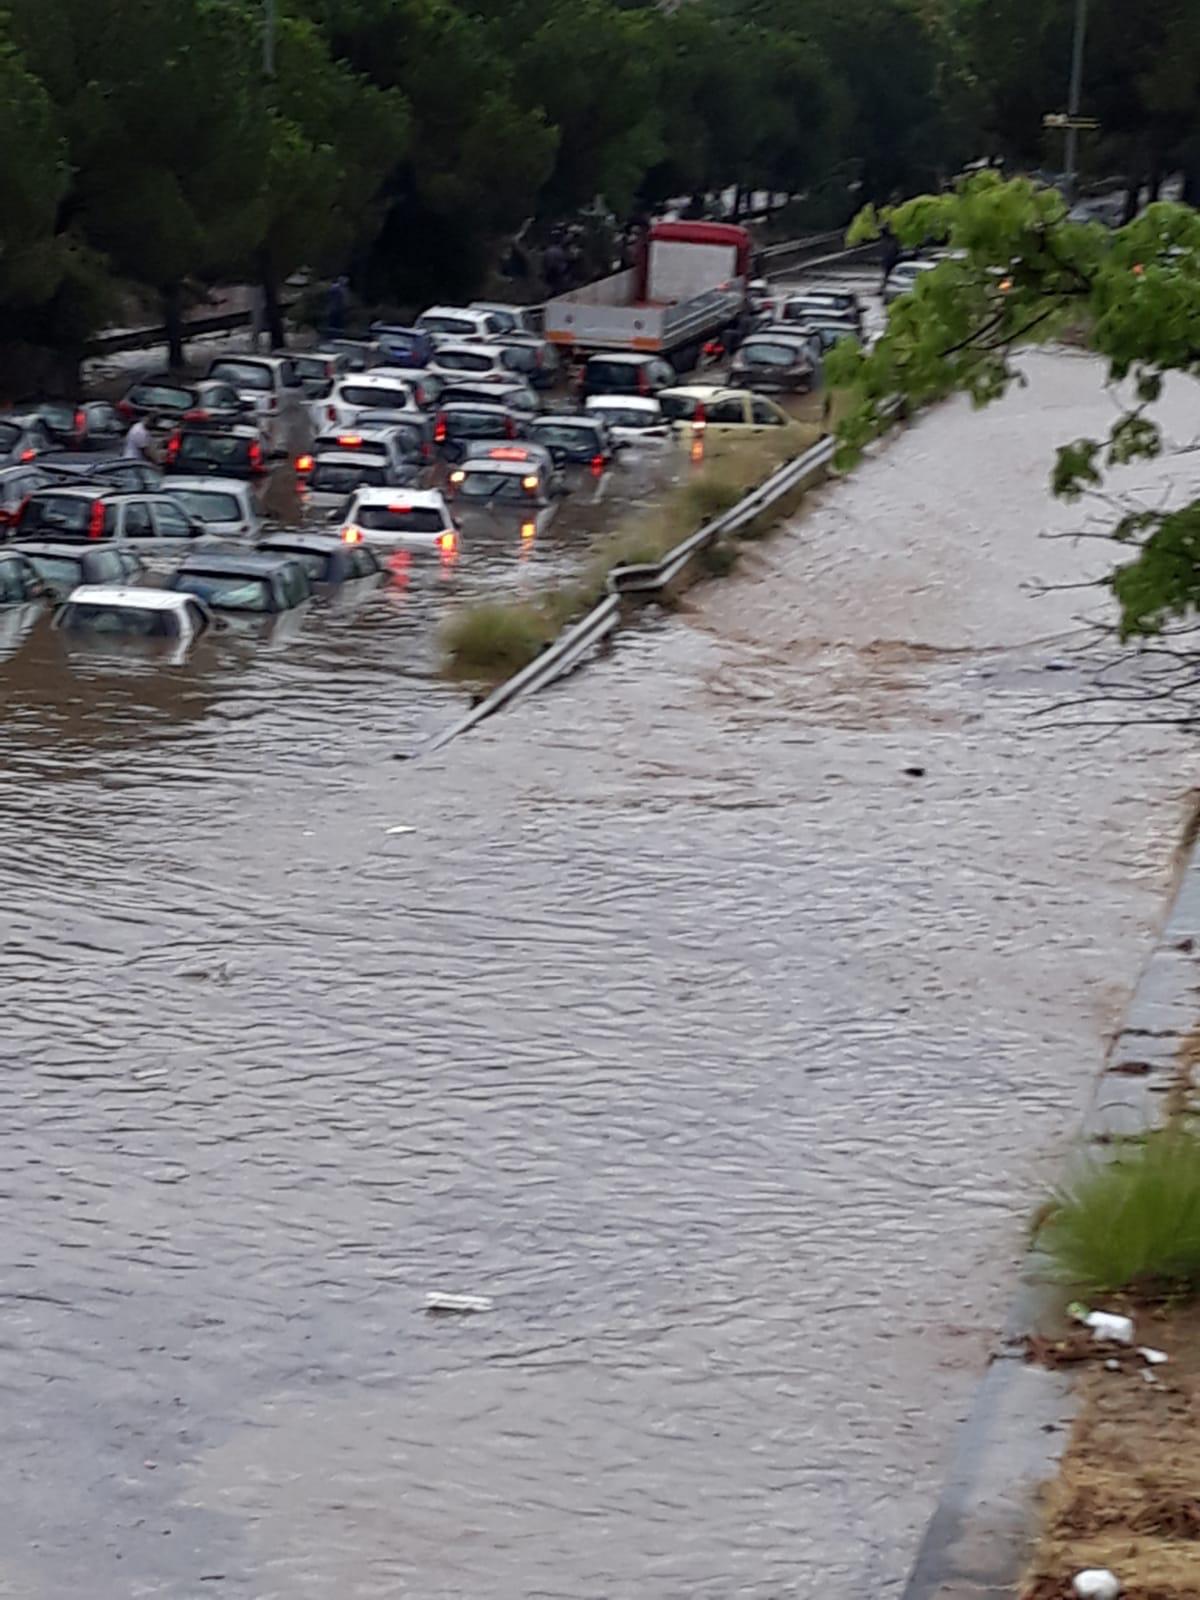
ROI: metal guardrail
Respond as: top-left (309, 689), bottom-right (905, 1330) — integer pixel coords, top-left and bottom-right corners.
top-left (416, 392), bottom-right (904, 757)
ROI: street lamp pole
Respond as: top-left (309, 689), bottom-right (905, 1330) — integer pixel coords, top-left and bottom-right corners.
top-left (1063, 0), bottom-right (1089, 197)
top-left (263, 0), bottom-right (276, 80)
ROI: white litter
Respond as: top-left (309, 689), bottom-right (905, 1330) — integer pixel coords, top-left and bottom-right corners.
top-left (1104, 1358), bottom-right (1121, 1371)
top-left (1138, 1346), bottom-right (1168, 1365)
top-left (1141, 1368), bottom-right (1158, 1385)
top-left (1082, 1311), bottom-right (1134, 1345)
top-left (1072, 1569), bottom-right (1119, 1600)
top-left (424, 1292), bottom-right (493, 1315)
top-left (386, 825), bottom-right (417, 835)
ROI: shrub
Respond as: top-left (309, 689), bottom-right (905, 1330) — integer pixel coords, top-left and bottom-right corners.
top-left (1038, 1127), bottom-right (1200, 1295)
top-left (441, 600), bottom-right (554, 681)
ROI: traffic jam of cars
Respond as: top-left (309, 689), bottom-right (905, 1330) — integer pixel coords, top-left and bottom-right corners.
top-left (0, 219), bottom-right (869, 659)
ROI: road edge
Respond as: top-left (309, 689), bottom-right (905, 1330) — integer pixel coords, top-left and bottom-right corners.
top-left (898, 827), bottom-right (1200, 1600)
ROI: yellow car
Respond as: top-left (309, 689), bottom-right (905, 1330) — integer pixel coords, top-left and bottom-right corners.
top-left (658, 384), bottom-right (807, 446)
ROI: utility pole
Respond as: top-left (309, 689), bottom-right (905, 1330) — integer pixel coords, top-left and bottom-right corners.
top-left (263, 0), bottom-right (276, 81)
top-left (1063, 0), bottom-right (1089, 198)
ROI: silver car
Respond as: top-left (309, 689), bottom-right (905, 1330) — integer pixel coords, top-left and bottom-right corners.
top-left (162, 476), bottom-right (263, 539)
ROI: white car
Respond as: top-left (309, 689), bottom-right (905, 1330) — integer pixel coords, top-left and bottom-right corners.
top-left (416, 305), bottom-right (506, 342)
top-left (427, 342), bottom-right (511, 382)
top-left (206, 355), bottom-right (307, 455)
top-left (162, 477), bottom-right (262, 539)
top-left (53, 584), bottom-right (214, 655)
top-left (470, 302), bottom-right (541, 336)
top-left (314, 372), bottom-right (425, 431)
top-left (338, 487), bottom-right (459, 552)
top-left (584, 395), bottom-right (671, 443)
top-left (883, 259), bottom-right (939, 305)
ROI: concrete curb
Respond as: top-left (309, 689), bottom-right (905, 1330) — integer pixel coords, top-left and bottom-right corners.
top-left (899, 835), bottom-right (1200, 1600)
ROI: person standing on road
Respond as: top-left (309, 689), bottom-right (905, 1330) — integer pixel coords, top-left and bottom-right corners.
top-left (123, 412), bottom-right (158, 463)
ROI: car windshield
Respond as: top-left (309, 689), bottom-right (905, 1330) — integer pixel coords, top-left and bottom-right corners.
top-left (457, 471), bottom-right (532, 501)
top-left (741, 343), bottom-right (802, 367)
top-left (533, 422), bottom-right (597, 448)
top-left (174, 572), bottom-right (272, 611)
top-left (341, 384), bottom-right (410, 409)
top-left (594, 407), bottom-right (660, 428)
top-left (26, 554), bottom-right (84, 586)
top-left (168, 489), bottom-right (243, 522)
top-left (59, 603), bottom-right (177, 637)
top-left (355, 504), bottom-right (445, 533)
top-left (129, 383), bottom-right (192, 410)
top-left (269, 548), bottom-right (328, 580)
top-left (420, 316), bottom-right (475, 336)
top-left (293, 357), bottom-right (331, 382)
top-left (310, 462), bottom-right (385, 493)
top-left (178, 436), bottom-right (251, 467)
top-left (208, 361), bottom-right (272, 391)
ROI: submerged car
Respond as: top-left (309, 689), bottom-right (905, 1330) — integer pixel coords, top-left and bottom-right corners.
top-left (161, 477), bottom-right (262, 539)
top-left (729, 333), bottom-right (819, 394)
top-left (337, 487), bottom-right (459, 552)
top-left (527, 413), bottom-right (615, 468)
top-left (257, 530), bottom-right (383, 585)
top-left (0, 551), bottom-right (49, 604)
top-left (167, 551), bottom-right (313, 613)
top-left (583, 396), bottom-right (670, 443)
top-left (12, 541), bottom-right (144, 599)
top-left (298, 452), bottom-right (406, 517)
top-left (447, 457), bottom-right (563, 505)
top-left (165, 424), bottom-right (267, 481)
top-left (53, 585), bottom-right (213, 647)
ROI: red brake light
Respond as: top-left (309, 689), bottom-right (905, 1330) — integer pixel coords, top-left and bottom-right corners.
top-left (182, 408), bottom-right (209, 423)
top-left (87, 499), bottom-right (106, 540)
top-left (434, 413), bottom-right (447, 444)
top-left (19, 448), bottom-right (36, 462)
top-left (73, 408), bottom-right (86, 436)
top-left (166, 434), bottom-right (181, 463)
top-left (489, 447), bottom-right (527, 461)
top-left (692, 402), bottom-right (707, 430)
top-left (590, 453), bottom-right (605, 476)
top-left (117, 399), bottom-right (133, 419)
top-left (326, 405), bottom-right (337, 423)
top-left (387, 504), bottom-right (412, 513)
top-left (296, 454), bottom-right (314, 474)
top-left (249, 440), bottom-right (264, 471)
top-left (337, 434), bottom-right (363, 447)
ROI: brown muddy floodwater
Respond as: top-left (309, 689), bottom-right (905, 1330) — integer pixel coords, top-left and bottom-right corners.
top-left (2, 346), bottom-right (1198, 1599)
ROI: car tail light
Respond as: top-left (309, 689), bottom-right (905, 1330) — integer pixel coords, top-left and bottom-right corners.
top-left (505, 416), bottom-right (516, 439)
top-left (73, 408), bottom-right (86, 438)
top-left (117, 399), bottom-right (133, 419)
top-left (326, 405), bottom-right (337, 423)
top-left (590, 453), bottom-right (605, 476)
top-left (436, 530), bottom-right (456, 552)
top-left (337, 434), bottom-right (363, 447)
top-left (166, 433), bottom-right (181, 463)
top-left (343, 525), bottom-right (363, 543)
top-left (249, 440), bottom-right (264, 473)
top-left (183, 408), bottom-right (210, 423)
top-left (19, 448), bottom-right (36, 462)
top-left (703, 340), bottom-right (723, 357)
top-left (489, 447), bottom-right (527, 461)
top-left (295, 453), bottom-right (314, 474)
top-left (434, 413), bottom-right (447, 444)
top-left (87, 499), bottom-right (105, 540)
top-left (692, 402), bottom-right (707, 430)
top-left (266, 394), bottom-right (277, 412)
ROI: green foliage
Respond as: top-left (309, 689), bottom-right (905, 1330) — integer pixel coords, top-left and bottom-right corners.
top-left (441, 600), bottom-right (555, 681)
top-left (834, 174), bottom-right (1200, 640)
top-left (1038, 1128), bottom-right (1200, 1295)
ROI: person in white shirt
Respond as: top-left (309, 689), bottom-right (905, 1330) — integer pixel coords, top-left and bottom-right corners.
top-left (123, 414), bottom-right (158, 461)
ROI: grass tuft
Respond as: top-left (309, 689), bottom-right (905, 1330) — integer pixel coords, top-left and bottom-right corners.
top-left (441, 601), bottom-right (555, 681)
top-left (1038, 1126), bottom-right (1200, 1296)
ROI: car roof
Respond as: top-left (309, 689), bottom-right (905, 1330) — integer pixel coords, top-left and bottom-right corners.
top-left (658, 384), bottom-right (741, 401)
top-left (163, 476), bottom-right (250, 494)
top-left (210, 354), bottom-right (289, 369)
top-left (356, 408), bottom-right (430, 425)
top-left (433, 342), bottom-right (502, 358)
top-left (178, 422), bottom-right (261, 439)
top-left (12, 540), bottom-right (127, 557)
top-left (531, 413), bottom-right (601, 428)
top-left (587, 352), bottom-right (656, 366)
top-left (259, 531), bottom-right (345, 553)
top-left (177, 551), bottom-right (299, 575)
top-left (311, 451), bottom-right (386, 469)
top-left (420, 305), bottom-right (485, 319)
top-left (317, 425), bottom-right (395, 442)
top-left (29, 484), bottom-right (140, 501)
top-left (64, 585), bottom-right (187, 609)
top-left (458, 457), bottom-right (531, 476)
top-left (464, 439), bottom-right (550, 457)
top-left (442, 401), bottom-right (513, 416)
top-left (350, 487), bottom-right (447, 507)
top-left (585, 395), bottom-right (661, 412)
top-left (337, 371), bottom-right (416, 388)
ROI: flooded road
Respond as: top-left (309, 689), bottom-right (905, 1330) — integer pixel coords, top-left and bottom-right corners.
top-left (3, 340), bottom-right (1198, 1599)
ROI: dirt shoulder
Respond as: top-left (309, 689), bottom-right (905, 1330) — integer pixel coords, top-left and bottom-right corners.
top-left (1023, 1303), bottom-right (1200, 1600)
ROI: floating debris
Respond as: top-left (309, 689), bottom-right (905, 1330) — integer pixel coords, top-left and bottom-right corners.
top-left (424, 1292), bottom-right (493, 1315)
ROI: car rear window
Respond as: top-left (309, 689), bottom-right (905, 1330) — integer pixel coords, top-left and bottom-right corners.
top-left (38, 403), bottom-right (76, 431)
top-left (356, 505), bottom-right (445, 533)
top-left (293, 357), bottom-right (332, 382)
top-left (208, 361), bottom-right (273, 391)
top-left (26, 553), bottom-right (84, 587)
top-left (174, 573), bottom-right (272, 611)
top-left (58, 602), bottom-right (177, 637)
top-left (177, 435), bottom-right (252, 468)
top-left (456, 470), bottom-right (531, 501)
top-left (168, 489), bottom-right (243, 522)
top-left (316, 435), bottom-right (388, 460)
top-left (740, 342), bottom-right (804, 367)
top-left (129, 382), bottom-right (192, 410)
top-left (587, 360), bottom-right (643, 393)
top-left (269, 548), bottom-right (328, 580)
top-left (448, 411), bottom-right (509, 438)
top-left (340, 384), bottom-right (411, 409)
top-left (310, 461), bottom-right (385, 493)
top-left (592, 406), bottom-right (661, 428)
top-left (657, 394), bottom-right (699, 424)
top-left (438, 351), bottom-right (493, 372)
top-left (19, 494), bottom-right (109, 537)
top-left (531, 421), bottom-right (598, 447)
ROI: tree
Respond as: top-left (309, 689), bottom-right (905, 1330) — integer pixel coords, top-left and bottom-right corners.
top-left (830, 173), bottom-right (1200, 646)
